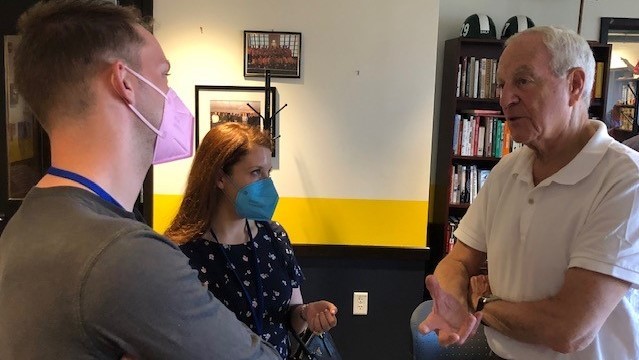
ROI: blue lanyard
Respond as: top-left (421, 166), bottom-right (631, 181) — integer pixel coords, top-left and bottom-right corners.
top-left (211, 220), bottom-right (265, 335)
top-left (47, 167), bottom-right (124, 210)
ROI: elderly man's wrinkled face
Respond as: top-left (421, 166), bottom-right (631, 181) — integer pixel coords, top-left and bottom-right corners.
top-left (496, 32), bottom-right (575, 148)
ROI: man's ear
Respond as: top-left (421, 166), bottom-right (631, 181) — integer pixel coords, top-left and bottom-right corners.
top-left (110, 61), bottom-right (135, 105)
top-left (567, 67), bottom-right (586, 106)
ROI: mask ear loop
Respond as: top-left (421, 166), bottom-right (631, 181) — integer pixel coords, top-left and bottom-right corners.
top-left (124, 66), bottom-right (168, 98)
top-left (218, 173), bottom-right (241, 211)
top-left (122, 66), bottom-right (165, 136)
top-left (127, 104), bottom-right (162, 136)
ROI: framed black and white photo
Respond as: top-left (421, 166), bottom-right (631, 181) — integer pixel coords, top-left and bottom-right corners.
top-left (194, 85), bottom-right (277, 156)
top-left (244, 30), bottom-right (301, 78)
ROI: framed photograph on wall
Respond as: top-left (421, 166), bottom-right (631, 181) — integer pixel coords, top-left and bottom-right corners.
top-left (244, 30), bottom-right (301, 78)
top-left (194, 85), bottom-right (278, 156)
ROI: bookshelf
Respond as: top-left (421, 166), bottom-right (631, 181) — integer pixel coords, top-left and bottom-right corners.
top-left (428, 37), bottom-right (611, 267)
top-left (608, 76), bottom-right (638, 142)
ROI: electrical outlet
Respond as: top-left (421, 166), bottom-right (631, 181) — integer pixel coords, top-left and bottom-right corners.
top-left (353, 291), bottom-right (368, 315)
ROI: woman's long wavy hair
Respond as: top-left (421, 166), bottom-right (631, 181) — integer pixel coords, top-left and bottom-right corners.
top-left (164, 122), bottom-right (272, 245)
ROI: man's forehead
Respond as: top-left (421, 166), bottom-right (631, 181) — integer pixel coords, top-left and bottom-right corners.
top-left (136, 25), bottom-right (169, 68)
top-left (502, 33), bottom-right (544, 56)
top-left (498, 63), bottom-right (535, 76)
top-left (498, 38), bottom-right (548, 73)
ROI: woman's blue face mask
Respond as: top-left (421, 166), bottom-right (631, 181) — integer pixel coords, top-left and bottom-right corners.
top-left (229, 177), bottom-right (279, 221)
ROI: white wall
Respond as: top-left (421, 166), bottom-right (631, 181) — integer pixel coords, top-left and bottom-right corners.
top-left (153, 0), bottom-right (439, 202)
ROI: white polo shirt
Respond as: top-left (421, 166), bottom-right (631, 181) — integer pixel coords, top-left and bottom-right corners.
top-left (455, 120), bottom-right (639, 360)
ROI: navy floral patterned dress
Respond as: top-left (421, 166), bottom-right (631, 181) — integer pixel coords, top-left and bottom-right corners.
top-left (180, 221), bottom-right (305, 359)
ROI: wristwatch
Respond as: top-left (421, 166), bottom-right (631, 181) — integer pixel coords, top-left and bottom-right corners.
top-left (476, 294), bottom-right (501, 312)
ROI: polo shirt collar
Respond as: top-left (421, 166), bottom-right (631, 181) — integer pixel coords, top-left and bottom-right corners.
top-left (510, 120), bottom-right (614, 186)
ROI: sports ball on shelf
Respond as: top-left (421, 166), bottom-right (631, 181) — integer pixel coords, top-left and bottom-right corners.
top-left (501, 15), bottom-right (536, 39)
top-left (460, 14), bottom-right (497, 39)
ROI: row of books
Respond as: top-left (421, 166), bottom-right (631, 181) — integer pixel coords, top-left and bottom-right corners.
top-left (449, 164), bottom-right (490, 205)
top-left (456, 57), bottom-right (500, 99)
top-left (445, 216), bottom-right (460, 253)
top-left (452, 111), bottom-right (523, 158)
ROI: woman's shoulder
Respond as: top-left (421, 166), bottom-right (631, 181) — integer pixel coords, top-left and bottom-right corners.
top-left (263, 221), bottom-right (288, 236)
top-left (255, 221), bottom-right (293, 251)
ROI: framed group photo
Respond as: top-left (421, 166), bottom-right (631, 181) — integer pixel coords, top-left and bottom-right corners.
top-left (244, 30), bottom-right (301, 78)
top-left (194, 85), bottom-right (278, 156)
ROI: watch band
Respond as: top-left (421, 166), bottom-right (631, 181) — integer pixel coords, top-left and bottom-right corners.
top-left (476, 294), bottom-right (501, 312)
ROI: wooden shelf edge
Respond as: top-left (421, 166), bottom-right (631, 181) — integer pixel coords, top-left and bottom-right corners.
top-left (452, 155), bottom-right (502, 161)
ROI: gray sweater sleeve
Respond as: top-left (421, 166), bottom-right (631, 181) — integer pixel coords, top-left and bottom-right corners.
top-left (80, 229), bottom-right (280, 360)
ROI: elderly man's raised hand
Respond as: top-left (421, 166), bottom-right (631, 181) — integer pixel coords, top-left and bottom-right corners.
top-left (418, 275), bottom-right (482, 346)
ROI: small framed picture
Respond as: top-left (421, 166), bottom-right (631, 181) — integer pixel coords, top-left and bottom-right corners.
top-left (194, 85), bottom-right (278, 156)
top-left (243, 30), bottom-right (301, 78)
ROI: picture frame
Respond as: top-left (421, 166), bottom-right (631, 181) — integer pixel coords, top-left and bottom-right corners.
top-left (243, 30), bottom-right (301, 78)
top-left (194, 85), bottom-right (278, 157)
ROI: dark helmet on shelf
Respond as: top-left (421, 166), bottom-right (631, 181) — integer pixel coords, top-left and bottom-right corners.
top-left (460, 14), bottom-right (497, 39)
top-left (501, 15), bottom-right (536, 39)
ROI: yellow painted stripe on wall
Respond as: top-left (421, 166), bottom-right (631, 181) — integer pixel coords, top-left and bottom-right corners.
top-left (153, 195), bottom-right (428, 248)
top-left (153, 194), bottom-right (183, 235)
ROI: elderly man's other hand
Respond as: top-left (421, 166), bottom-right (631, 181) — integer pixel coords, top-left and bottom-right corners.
top-left (470, 274), bottom-right (492, 311)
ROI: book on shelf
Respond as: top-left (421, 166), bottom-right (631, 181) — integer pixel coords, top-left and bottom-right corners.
top-left (479, 58), bottom-right (487, 99)
top-left (449, 165), bottom-right (459, 204)
top-left (502, 123), bottom-right (511, 155)
top-left (496, 119), bottom-right (502, 157)
top-left (490, 59), bottom-right (498, 98)
top-left (593, 62), bottom-right (604, 99)
top-left (459, 109), bottom-right (503, 116)
top-left (467, 58), bottom-right (473, 98)
top-left (444, 216), bottom-right (460, 254)
top-left (472, 116), bottom-right (480, 155)
top-left (484, 119), bottom-right (495, 156)
top-left (478, 169), bottom-right (491, 190)
top-left (460, 57), bottom-right (468, 97)
top-left (469, 165), bottom-right (477, 204)
top-left (452, 114), bottom-right (461, 155)
top-left (477, 126), bottom-right (485, 157)
top-left (456, 62), bottom-right (462, 97)
top-left (472, 57), bottom-right (479, 98)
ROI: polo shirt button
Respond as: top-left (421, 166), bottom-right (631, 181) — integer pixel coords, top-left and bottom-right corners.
top-left (528, 198), bottom-right (534, 204)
